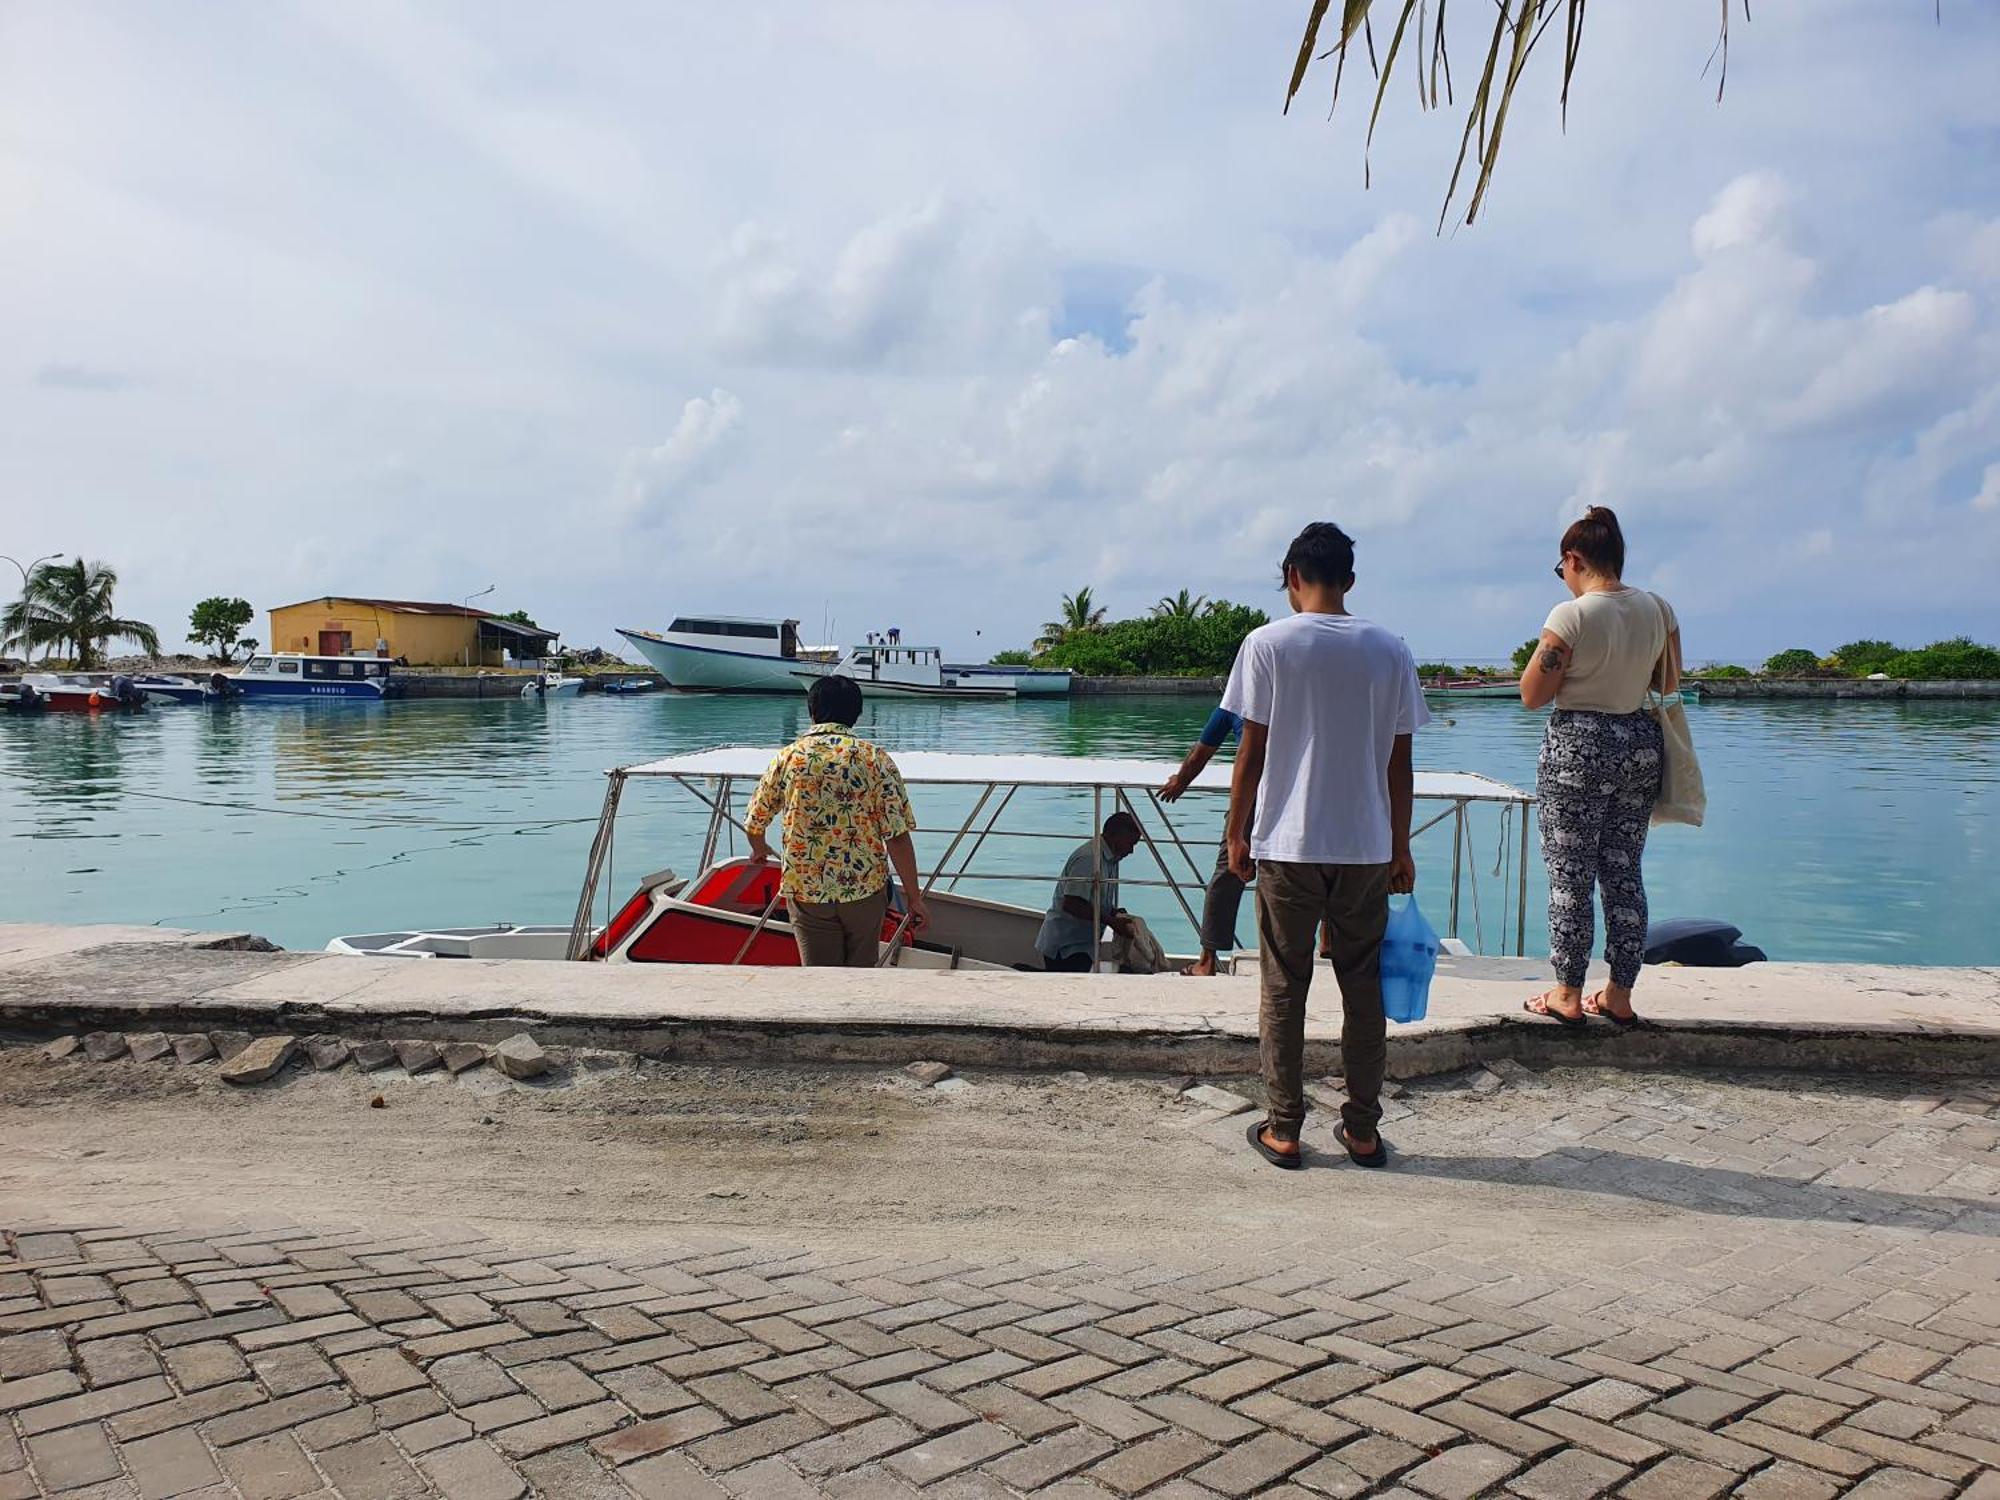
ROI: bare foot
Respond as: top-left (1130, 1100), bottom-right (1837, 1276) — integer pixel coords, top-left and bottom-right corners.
top-left (1179, 954), bottom-right (1218, 978)
top-left (1582, 985), bottom-right (1639, 1023)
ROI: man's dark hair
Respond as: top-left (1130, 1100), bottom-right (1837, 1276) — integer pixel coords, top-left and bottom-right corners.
top-left (1280, 522), bottom-right (1356, 589)
top-left (806, 674), bottom-right (863, 726)
top-left (1104, 811), bottom-right (1142, 839)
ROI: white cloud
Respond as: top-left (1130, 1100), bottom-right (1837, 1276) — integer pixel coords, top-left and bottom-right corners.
top-left (1975, 463), bottom-right (2000, 513)
top-left (610, 389), bottom-right (743, 526)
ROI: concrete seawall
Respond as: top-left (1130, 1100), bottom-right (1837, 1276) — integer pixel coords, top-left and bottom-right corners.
top-left (1691, 677), bottom-right (2000, 700)
top-left (4, 924), bottom-right (1996, 1082)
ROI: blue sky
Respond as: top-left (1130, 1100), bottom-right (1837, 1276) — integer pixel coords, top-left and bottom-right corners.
top-left (3, 2), bottom-right (1997, 664)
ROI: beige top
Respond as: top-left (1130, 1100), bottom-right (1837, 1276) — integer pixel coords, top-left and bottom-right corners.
top-left (1542, 588), bottom-right (1676, 714)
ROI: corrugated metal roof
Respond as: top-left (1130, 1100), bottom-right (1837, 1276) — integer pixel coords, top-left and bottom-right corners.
top-left (270, 596), bottom-right (496, 617)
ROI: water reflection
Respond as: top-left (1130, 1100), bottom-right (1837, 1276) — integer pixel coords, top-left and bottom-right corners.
top-left (0, 693), bottom-right (1992, 962)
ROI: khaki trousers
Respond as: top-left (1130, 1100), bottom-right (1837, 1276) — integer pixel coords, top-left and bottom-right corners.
top-left (790, 888), bottom-right (888, 968)
top-left (1254, 860), bottom-right (1392, 1140)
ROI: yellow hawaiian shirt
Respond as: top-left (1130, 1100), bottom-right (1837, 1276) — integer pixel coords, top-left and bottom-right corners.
top-left (745, 725), bottom-right (915, 905)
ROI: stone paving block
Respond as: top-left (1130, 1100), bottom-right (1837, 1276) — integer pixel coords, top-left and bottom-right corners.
top-left (25, 1425), bottom-right (122, 1491)
top-left (429, 1351), bottom-right (520, 1407)
top-left (1331, 1393), bottom-right (1462, 1449)
top-left (1718, 1418), bottom-right (1875, 1477)
top-left (1082, 1429), bottom-right (1218, 1495)
top-left (0, 1328), bottom-right (72, 1378)
top-left (458, 1393), bottom-right (544, 1433)
top-left (1186, 1429), bottom-right (1318, 1495)
top-left (397, 1411), bottom-right (473, 1454)
top-left (593, 1404), bottom-right (728, 1464)
top-left (351, 1040), bottom-right (397, 1072)
top-left (373, 1389), bottom-right (448, 1429)
top-left (1653, 1384), bottom-right (1758, 1428)
top-left (334, 1348), bottom-right (426, 1399)
top-left (789, 1414), bottom-right (924, 1475)
top-left (442, 1042), bottom-right (487, 1075)
top-left (513, 1359), bottom-right (607, 1411)
top-left (1371, 1365), bottom-right (1478, 1410)
top-left (1553, 1379), bottom-right (1652, 1421)
top-left (1614, 1454), bottom-right (1734, 1500)
top-left (776, 1373), bottom-right (880, 1429)
top-left (1731, 1461), bottom-right (1845, 1500)
top-left (864, 1379), bottom-right (974, 1433)
top-left (1426, 1398), bottom-right (1563, 1460)
top-left (127, 1032), bottom-right (174, 1063)
top-left (880, 1418), bottom-right (1021, 1485)
top-left (392, 1040), bottom-right (442, 1074)
top-left (219, 1035), bottom-right (296, 1085)
top-left (80, 1334), bottom-right (162, 1387)
top-left (121, 1428), bottom-right (223, 1500)
top-left (1048, 1387), bottom-right (1165, 1442)
top-left (107, 1381), bottom-right (266, 1443)
top-left (217, 1431), bottom-right (322, 1500)
top-left (687, 1411), bottom-right (826, 1472)
top-left (1842, 1474), bottom-right (1956, 1500)
top-left (315, 1433), bottom-right (427, 1499)
top-left (1398, 1443), bottom-right (1523, 1500)
top-left (492, 1033), bottom-right (548, 1079)
top-left (1521, 1406), bottom-right (1665, 1467)
top-left (18, 1373), bottom-right (175, 1434)
top-left (416, 1439), bottom-right (526, 1500)
top-left (619, 1451), bottom-right (730, 1498)
top-left (83, 1030), bottom-right (129, 1062)
top-left (249, 1345), bottom-right (337, 1397)
top-left (169, 1034), bottom-right (216, 1064)
top-left (982, 1424), bottom-right (1116, 1489)
top-left (201, 1385), bottom-right (353, 1447)
top-left (1505, 1448), bottom-right (1631, 1499)
top-left (493, 1398), bottom-right (631, 1458)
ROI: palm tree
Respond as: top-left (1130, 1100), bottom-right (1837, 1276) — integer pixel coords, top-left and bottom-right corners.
top-left (1035, 588), bottom-right (1108, 652)
top-left (1151, 589), bottom-right (1209, 622)
top-left (2, 558), bottom-right (160, 669)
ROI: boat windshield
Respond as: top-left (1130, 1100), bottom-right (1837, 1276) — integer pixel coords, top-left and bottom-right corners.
top-left (245, 657), bottom-right (272, 672)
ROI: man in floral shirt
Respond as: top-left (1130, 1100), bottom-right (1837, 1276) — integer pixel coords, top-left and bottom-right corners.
top-left (745, 675), bottom-right (930, 966)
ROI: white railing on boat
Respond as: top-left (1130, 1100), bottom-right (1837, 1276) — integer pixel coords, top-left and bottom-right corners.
top-left (566, 748), bottom-right (1533, 964)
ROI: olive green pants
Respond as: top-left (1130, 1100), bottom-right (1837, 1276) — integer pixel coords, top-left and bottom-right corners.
top-left (1254, 860), bottom-right (1392, 1140)
top-left (789, 888), bottom-right (888, 968)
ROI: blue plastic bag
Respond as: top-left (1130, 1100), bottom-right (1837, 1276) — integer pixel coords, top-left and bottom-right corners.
top-left (1380, 894), bottom-right (1439, 1024)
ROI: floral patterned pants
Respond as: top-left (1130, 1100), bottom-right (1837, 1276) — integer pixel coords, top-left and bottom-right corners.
top-left (1538, 709), bottom-right (1664, 989)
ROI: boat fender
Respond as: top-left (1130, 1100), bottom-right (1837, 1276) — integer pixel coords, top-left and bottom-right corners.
top-left (1643, 918), bottom-right (1764, 967)
top-left (88, 690), bottom-right (104, 708)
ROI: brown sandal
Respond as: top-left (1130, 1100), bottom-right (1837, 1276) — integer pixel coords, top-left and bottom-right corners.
top-left (1524, 992), bottom-right (1586, 1031)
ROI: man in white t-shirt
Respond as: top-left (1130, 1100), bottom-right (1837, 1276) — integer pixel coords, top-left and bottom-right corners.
top-left (1220, 522), bottom-right (1430, 1171)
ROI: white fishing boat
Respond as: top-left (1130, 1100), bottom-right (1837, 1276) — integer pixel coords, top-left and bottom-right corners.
top-left (944, 663), bottom-right (1073, 697)
top-left (791, 645), bottom-right (1014, 700)
top-left (327, 749), bottom-right (1534, 969)
top-left (615, 617), bottom-right (827, 693)
top-left (521, 672), bottom-right (582, 699)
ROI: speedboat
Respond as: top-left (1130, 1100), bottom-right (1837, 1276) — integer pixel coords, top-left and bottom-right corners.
top-left (790, 645), bottom-right (1014, 700)
top-left (18, 673), bottom-right (147, 712)
top-left (132, 672), bottom-right (237, 706)
top-left (1, 681), bottom-right (47, 713)
top-left (230, 652), bottom-right (397, 700)
top-left (616, 616), bottom-right (830, 693)
top-left (521, 672), bottom-right (582, 699)
top-left (327, 748), bottom-right (1538, 968)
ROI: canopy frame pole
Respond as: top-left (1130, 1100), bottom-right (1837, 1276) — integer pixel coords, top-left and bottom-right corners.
top-left (945, 784), bottom-right (1018, 891)
top-left (1448, 802), bottom-right (1465, 941)
top-left (566, 771), bottom-right (625, 960)
top-left (881, 783), bottom-right (995, 966)
top-left (1144, 789), bottom-right (1213, 889)
top-left (730, 880), bottom-right (786, 965)
top-left (1118, 789), bottom-right (1201, 943)
top-left (1090, 786), bottom-right (1105, 972)
top-left (1518, 800), bottom-right (1531, 957)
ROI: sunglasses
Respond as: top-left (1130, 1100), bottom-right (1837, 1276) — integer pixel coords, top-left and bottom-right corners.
top-left (1553, 557), bottom-right (1569, 579)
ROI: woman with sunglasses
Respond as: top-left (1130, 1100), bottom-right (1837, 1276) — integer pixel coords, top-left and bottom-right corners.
top-left (1518, 506), bottom-right (1682, 1028)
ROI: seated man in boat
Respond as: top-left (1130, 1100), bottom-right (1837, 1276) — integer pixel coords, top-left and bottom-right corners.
top-left (743, 674), bottom-right (930, 966)
top-left (1034, 812), bottom-right (1143, 972)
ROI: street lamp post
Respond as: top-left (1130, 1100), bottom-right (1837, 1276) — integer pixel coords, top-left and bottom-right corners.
top-left (0, 553), bottom-right (62, 662)
top-left (461, 584), bottom-right (495, 668)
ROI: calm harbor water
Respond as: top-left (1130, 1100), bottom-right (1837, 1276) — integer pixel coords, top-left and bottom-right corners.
top-left (1, 694), bottom-right (1994, 964)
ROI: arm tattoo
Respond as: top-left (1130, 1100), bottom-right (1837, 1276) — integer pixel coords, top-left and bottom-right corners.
top-left (1537, 646), bottom-right (1567, 674)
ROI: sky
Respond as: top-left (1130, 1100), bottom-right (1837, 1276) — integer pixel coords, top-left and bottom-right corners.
top-left (3, 2), bottom-right (1998, 666)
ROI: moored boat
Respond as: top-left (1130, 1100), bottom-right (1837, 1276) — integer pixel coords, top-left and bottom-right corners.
top-left (230, 653), bottom-right (397, 700)
top-left (790, 645), bottom-right (1014, 700)
top-left (18, 673), bottom-right (147, 712)
top-left (616, 617), bottom-right (825, 693)
top-left (328, 748), bottom-right (1536, 968)
top-left (132, 672), bottom-right (237, 706)
top-left (944, 663), bottom-right (1073, 697)
top-left (521, 672), bottom-right (582, 699)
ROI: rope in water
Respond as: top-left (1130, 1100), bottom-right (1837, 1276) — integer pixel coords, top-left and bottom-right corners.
top-left (107, 787), bottom-right (602, 829)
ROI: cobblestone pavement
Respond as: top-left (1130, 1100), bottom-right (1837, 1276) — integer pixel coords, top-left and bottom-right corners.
top-left (4, 1067), bottom-right (2000, 1498)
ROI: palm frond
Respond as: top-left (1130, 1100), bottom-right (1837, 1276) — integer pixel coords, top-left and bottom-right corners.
top-left (1286, 0), bottom-right (1753, 229)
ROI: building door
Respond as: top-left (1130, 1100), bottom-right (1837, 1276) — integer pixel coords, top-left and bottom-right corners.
top-left (318, 630), bottom-right (352, 657)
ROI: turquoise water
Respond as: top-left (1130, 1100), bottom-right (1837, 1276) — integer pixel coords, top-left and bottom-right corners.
top-left (1, 695), bottom-right (1994, 964)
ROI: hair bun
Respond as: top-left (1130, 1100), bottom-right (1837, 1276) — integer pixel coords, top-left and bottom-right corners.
top-left (1584, 504), bottom-right (1620, 526)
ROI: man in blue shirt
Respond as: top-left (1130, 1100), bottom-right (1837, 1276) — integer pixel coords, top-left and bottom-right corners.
top-left (1160, 706), bottom-right (1247, 976)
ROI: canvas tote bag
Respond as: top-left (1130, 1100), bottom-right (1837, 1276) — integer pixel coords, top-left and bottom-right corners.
top-left (1646, 593), bottom-right (1706, 827)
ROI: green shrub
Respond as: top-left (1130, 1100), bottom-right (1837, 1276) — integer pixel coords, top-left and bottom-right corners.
top-left (1884, 638), bottom-right (2000, 680)
top-left (1828, 639), bottom-right (1899, 677)
top-left (1415, 662), bottom-right (1455, 679)
top-left (1510, 638), bottom-right (1539, 674)
top-left (988, 649), bottom-right (1034, 666)
top-left (1692, 664), bottom-right (1752, 678)
top-left (1038, 600), bottom-right (1268, 677)
top-left (1761, 648), bottom-right (1822, 677)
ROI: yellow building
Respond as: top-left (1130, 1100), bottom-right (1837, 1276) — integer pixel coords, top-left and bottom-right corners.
top-left (266, 597), bottom-right (558, 668)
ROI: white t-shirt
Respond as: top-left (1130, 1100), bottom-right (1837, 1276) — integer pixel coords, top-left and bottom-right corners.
top-left (1542, 589), bottom-right (1675, 714)
top-left (1220, 613), bottom-right (1431, 865)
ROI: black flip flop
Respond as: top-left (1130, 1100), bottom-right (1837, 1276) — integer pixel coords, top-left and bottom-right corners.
top-left (1338, 1124), bottom-right (1389, 1169)
top-left (1584, 995), bottom-right (1643, 1029)
top-left (1246, 1118), bottom-right (1303, 1170)
top-left (1524, 994), bottom-right (1587, 1031)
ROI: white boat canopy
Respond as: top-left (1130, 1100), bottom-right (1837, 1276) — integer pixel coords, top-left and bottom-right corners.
top-left (568, 745), bottom-right (1533, 961)
top-left (619, 747), bottom-right (1527, 805)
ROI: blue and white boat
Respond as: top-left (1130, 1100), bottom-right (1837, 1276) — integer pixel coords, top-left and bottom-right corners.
top-left (231, 653), bottom-right (398, 700)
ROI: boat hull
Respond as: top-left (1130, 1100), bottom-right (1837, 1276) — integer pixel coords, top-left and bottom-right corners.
top-left (232, 678), bottom-right (390, 700)
top-left (946, 665), bottom-right (1072, 697)
top-left (618, 629), bottom-right (805, 693)
top-left (787, 670), bottom-right (1012, 701)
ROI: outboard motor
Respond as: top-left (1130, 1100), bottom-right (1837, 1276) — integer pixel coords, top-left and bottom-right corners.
top-left (1644, 918), bottom-right (1766, 967)
top-left (209, 671), bottom-right (233, 698)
